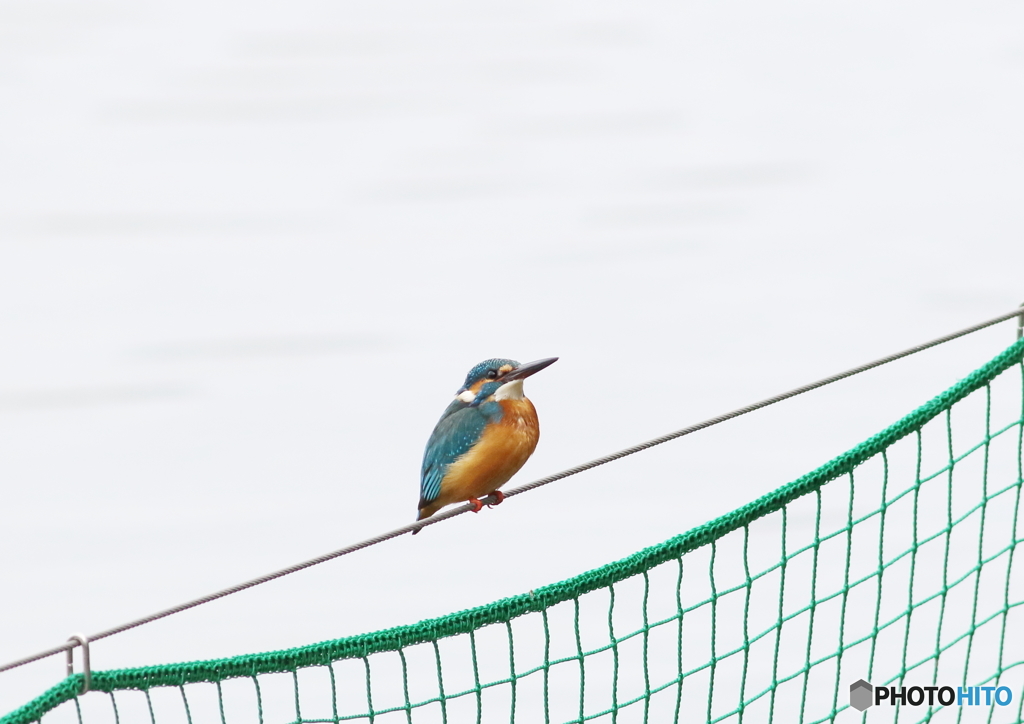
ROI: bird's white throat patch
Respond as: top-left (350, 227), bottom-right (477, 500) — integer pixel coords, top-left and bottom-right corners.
top-left (455, 379), bottom-right (525, 404)
top-left (494, 379), bottom-right (525, 401)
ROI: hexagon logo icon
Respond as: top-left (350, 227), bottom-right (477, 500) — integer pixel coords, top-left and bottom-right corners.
top-left (850, 679), bottom-right (873, 711)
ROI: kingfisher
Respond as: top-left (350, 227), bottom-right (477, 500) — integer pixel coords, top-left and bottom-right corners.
top-left (415, 357), bottom-right (558, 530)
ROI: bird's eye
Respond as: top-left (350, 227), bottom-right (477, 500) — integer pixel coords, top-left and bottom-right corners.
top-left (486, 369), bottom-right (498, 379)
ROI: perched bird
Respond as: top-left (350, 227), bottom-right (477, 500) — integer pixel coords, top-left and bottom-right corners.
top-left (415, 357), bottom-right (558, 530)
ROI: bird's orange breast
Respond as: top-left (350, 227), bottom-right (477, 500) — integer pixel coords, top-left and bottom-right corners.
top-left (439, 398), bottom-right (540, 505)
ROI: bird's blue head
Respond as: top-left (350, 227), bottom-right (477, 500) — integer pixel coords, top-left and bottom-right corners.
top-left (456, 357), bottom-right (558, 405)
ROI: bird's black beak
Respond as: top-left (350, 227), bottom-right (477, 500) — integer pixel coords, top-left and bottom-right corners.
top-left (502, 357), bottom-right (558, 381)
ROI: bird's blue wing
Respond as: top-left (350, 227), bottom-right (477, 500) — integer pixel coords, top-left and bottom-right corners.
top-left (419, 405), bottom-right (489, 506)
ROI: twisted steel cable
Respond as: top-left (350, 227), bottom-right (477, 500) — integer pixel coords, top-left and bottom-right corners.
top-left (3, 305), bottom-right (1023, 676)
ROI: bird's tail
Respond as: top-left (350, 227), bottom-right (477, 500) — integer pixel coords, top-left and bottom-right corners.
top-left (412, 502), bottom-right (440, 535)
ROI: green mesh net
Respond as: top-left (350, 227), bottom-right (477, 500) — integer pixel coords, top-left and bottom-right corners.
top-left (4, 339), bottom-right (1024, 724)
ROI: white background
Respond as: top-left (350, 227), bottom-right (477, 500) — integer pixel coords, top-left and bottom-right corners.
top-left (1, 0), bottom-right (1023, 717)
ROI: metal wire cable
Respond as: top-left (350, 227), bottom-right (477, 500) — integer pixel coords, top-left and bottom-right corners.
top-left (3, 305), bottom-right (1023, 677)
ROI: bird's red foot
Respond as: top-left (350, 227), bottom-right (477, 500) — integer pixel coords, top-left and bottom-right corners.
top-left (468, 497), bottom-right (484, 513)
top-left (487, 491), bottom-right (505, 508)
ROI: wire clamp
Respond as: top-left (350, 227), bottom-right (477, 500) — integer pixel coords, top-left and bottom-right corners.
top-left (66, 633), bottom-right (91, 694)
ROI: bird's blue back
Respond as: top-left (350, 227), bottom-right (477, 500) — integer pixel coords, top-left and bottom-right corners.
top-left (419, 383), bottom-right (504, 507)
